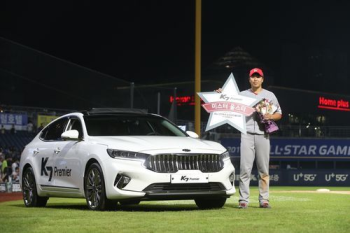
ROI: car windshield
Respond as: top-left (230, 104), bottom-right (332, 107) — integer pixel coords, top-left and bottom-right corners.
top-left (84, 114), bottom-right (187, 137)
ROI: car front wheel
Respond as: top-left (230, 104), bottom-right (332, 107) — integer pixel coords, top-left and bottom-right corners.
top-left (84, 163), bottom-right (117, 211)
top-left (22, 167), bottom-right (48, 207)
top-left (195, 197), bottom-right (227, 209)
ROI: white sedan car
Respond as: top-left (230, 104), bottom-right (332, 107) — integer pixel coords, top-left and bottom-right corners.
top-left (20, 109), bottom-right (235, 210)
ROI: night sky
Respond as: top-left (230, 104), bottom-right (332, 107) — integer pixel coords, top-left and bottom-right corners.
top-left (1, 0), bottom-right (350, 92)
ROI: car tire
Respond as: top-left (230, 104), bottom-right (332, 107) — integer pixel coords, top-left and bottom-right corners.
top-left (195, 197), bottom-right (227, 209)
top-left (22, 167), bottom-right (49, 207)
top-left (84, 163), bottom-right (117, 211)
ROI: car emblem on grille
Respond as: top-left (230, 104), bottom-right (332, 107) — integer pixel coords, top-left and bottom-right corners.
top-left (182, 149), bottom-right (191, 152)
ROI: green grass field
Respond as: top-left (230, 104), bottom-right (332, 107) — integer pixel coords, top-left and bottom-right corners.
top-left (1, 186), bottom-right (350, 233)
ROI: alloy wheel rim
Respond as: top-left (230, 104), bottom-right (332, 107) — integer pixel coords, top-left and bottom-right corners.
top-left (86, 168), bottom-right (102, 208)
top-left (22, 170), bottom-right (34, 205)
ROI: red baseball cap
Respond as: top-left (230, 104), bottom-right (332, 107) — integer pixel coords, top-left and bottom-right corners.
top-left (249, 68), bottom-right (264, 77)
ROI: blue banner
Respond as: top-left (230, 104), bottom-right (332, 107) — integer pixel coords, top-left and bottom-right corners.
top-left (0, 113), bottom-right (28, 126)
top-left (221, 138), bottom-right (350, 159)
top-left (234, 170), bottom-right (350, 186)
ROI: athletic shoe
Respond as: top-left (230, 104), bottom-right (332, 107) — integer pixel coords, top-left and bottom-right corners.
top-left (238, 202), bottom-right (248, 209)
top-left (260, 202), bottom-right (271, 208)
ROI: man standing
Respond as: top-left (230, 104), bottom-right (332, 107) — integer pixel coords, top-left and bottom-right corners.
top-left (238, 68), bottom-right (282, 208)
top-left (216, 68), bottom-right (282, 208)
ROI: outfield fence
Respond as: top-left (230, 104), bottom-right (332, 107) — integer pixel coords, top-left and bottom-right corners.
top-left (234, 169), bottom-right (350, 186)
top-left (0, 181), bottom-right (21, 193)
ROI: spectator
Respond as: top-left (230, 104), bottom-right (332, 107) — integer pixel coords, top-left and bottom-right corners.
top-left (1, 155), bottom-right (7, 180)
top-left (10, 124), bottom-right (16, 134)
top-left (27, 121), bottom-right (34, 133)
top-left (12, 167), bottom-right (20, 182)
top-left (13, 150), bottom-right (21, 162)
top-left (6, 146), bottom-right (14, 159)
top-left (5, 156), bottom-right (13, 175)
top-left (37, 123), bottom-right (44, 132)
top-left (1, 155), bottom-right (7, 174)
top-left (3, 146), bottom-right (10, 155)
top-left (12, 158), bottom-right (19, 173)
top-left (1, 167), bottom-right (9, 182)
top-left (33, 123), bottom-right (37, 134)
top-left (1, 125), bottom-right (5, 134)
top-left (0, 155), bottom-right (3, 180)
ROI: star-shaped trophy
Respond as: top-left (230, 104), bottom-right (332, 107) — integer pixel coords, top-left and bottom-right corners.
top-left (197, 73), bottom-right (259, 134)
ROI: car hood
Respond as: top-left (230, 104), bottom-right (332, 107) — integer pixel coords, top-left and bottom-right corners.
top-left (90, 136), bottom-right (226, 154)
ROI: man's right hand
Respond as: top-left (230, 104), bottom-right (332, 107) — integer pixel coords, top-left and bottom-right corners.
top-left (215, 88), bottom-right (222, 93)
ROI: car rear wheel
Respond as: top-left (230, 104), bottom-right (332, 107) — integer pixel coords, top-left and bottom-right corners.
top-left (84, 163), bottom-right (117, 211)
top-left (195, 197), bottom-right (227, 209)
top-left (22, 167), bottom-right (48, 207)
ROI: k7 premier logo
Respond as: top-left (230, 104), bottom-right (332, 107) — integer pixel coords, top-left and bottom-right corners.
top-left (41, 157), bottom-right (72, 181)
top-left (180, 176), bottom-right (200, 182)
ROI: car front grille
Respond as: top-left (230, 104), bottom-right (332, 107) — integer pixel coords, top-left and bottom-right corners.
top-left (143, 183), bottom-right (225, 193)
top-left (144, 154), bottom-right (224, 173)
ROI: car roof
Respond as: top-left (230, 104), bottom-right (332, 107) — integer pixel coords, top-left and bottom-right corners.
top-left (82, 108), bottom-right (149, 116)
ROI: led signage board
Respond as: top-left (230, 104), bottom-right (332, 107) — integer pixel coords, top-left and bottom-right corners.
top-left (169, 96), bottom-right (195, 106)
top-left (318, 96), bottom-right (350, 111)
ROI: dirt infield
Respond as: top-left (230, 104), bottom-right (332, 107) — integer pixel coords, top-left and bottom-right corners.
top-left (0, 192), bottom-right (23, 203)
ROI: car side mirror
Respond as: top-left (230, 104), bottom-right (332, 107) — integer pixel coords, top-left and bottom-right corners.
top-left (61, 130), bottom-right (80, 140)
top-left (186, 131), bottom-right (199, 139)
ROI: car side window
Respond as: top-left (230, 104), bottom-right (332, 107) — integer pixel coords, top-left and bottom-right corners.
top-left (40, 117), bottom-right (69, 141)
top-left (67, 118), bottom-right (83, 138)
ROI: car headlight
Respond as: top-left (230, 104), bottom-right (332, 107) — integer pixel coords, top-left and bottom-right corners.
top-left (107, 149), bottom-right (150, 161)
top-left (220, 151), bottom-right (230, 161)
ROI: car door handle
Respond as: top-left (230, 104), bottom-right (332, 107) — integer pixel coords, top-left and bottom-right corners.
top-left (54, 148), bottom-right (61, 154)
top-left (33, 149), bottom-right (39, 155)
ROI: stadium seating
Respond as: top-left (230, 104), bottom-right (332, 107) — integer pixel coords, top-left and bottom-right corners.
top-left (0, 131), bottom-right (36, 150)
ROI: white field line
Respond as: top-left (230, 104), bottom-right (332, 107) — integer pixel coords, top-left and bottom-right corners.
top-left (271, 191), bottom-right (350, 195)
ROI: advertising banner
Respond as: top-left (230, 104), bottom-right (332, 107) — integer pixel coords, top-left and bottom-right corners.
top-left (222, 138), bottom-right (350, 160)
top-left (234, 170), bottom-right (350, 186)
top-left (0, 113), bottom-right (28, 126)
top-left (0, 113), bottom-right (28, 130)
top-left (0, 183), bottom-right (6, 192)
top-left (0, 182), bottom-right (22, 192)
top-left (37, 115), bottom-right (58, 128)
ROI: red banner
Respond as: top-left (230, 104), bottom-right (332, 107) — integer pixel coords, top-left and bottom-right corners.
top-left (202, 102), bottom-right (255, 116)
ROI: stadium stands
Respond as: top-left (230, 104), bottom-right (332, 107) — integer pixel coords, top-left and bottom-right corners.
top-left (0, 131), bottom-right (35, 150)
